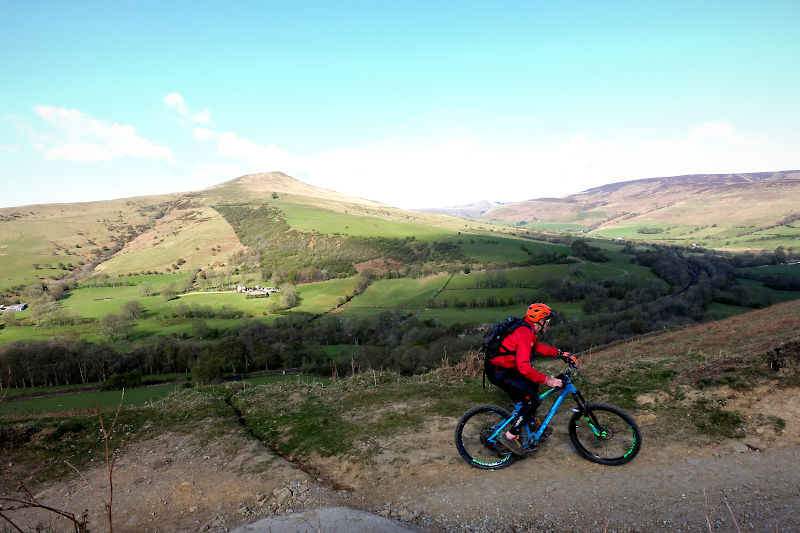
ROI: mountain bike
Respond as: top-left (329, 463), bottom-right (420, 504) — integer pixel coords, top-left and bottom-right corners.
top-left (454, 362), bottom-right (641, 469)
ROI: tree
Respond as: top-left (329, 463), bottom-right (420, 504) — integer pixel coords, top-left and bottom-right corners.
top-left (265, 299), bottom-right (283, 314)
top-left (2, 311), bottom-right (17, 327)
top-left (191, 319), bottom-right (211, 339)
top-left (161, 282), bottom-right (177, 301)
top-left (23, 283), bottom-right (44, 302)
top-left (122, 300), bottom-right (142, 320)
top-left (30, 297), bottom-right (58, 327)
top-left (280, 284), bottom-right (299, 309)
top-left (191, 351), bottom-right (226, 384)
top-left (47, 281), bottom-right (67, 300)
top-left (771, 246), bottom-right (787, 265)
top-left (570, 238), bottom-right (609, 262)
top-left (101, 313), bottom-right (133, 342)
top-left (356, 268), bottom-right (375, 294)
top-left (213, 336), bottom-right (249, 374)
top-left (138, 282), bottom-right (153, 297)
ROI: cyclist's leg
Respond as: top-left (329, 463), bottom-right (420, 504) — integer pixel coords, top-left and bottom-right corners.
top-left (486, 366), bottom-right (540, 436)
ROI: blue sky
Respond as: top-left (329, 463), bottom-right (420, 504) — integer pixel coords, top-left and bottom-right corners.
top-left (2, 1), bottom-right (799, 209)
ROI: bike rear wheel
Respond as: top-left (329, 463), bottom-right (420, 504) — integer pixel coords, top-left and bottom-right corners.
top-left (569, 402), bottom-right (641, 466)
top-left (454, 405), bottom-right (518, 470)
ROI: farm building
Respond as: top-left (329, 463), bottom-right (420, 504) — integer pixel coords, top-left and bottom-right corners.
top-left (0, 303), bottom-right (27, 313)
top-left (236, 285), bottom-right (279, 296)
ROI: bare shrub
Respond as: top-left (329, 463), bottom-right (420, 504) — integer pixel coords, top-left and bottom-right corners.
top-left (0, 390), bottom-right (129, 533)
top-left (435, 349), bottom-right (483, 380)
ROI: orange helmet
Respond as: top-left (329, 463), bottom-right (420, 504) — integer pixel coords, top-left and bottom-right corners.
top-left (525, 303), bottom-right (554, 325)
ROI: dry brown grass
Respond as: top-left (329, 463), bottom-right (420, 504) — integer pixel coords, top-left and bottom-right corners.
top-left (588, 299), bottom-right (800, 364)
top-left (436, 349), bottom-right (484, 380)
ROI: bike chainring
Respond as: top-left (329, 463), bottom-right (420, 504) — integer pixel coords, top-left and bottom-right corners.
top-left (480, 426), bottom-right (503, 453)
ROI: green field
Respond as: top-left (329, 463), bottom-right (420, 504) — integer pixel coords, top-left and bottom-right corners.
top-left (342, 275), bottom-right (449, 309)
top-left (513, 222), bottom-right (588, 233)
top-left (436, 287), bottom-right (539, 305)
top-left (294, 278), bottom-right (358, 314)
top-left (0, 239), bottom-right (670, 346)
top-left (704, 301), bottom-right (755, 319)
top-left (1, 374), bottom-right (330, 415)
top-left (588, 221), bottom-right (800, 253)
top-left (0, 276), bottom-right (364, 344)
top-left (740, 264), bottom-right (800, 277)
top-left (458, 235), bottom-right (566, 264)
top-left (0, 383), bottom-right (180, 415)
top-left (447, 264), bottom-right (571, 289)
top-left (737, 278), bottom-right (800, 303)
top-left (279, 202), bottom-right (453, 241)
top-left (748, 225), bottom-right (800, 238)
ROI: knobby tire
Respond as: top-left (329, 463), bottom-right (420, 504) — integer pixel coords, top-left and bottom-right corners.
top-left (569, 402), bottom-right (641, 465)
top-left (454, 404), bottom-right (519, 470)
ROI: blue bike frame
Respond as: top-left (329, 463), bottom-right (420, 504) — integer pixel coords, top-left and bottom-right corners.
top-left (490, 380), bottom-right (581, 448)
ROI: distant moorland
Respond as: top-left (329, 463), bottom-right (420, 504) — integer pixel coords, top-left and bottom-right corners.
top-left (483, 170), bottom-right (800, 252)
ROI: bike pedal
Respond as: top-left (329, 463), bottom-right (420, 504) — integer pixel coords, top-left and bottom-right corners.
top-left (570, 408), bottom-right (580, 412)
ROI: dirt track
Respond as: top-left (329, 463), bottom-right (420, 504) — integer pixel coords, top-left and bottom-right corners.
top-left (10, 386), bottom-right (800, 532)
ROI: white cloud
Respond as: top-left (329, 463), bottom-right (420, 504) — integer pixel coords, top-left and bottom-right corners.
top-left (33, 105), bottom-right (172, 163)
top-left (688, 120), bottom-right (769, 147)
top-left (45, 143), bottom-right (114, 163)
top-left (164, 92), bottom-right (211, 124)
top-left (190, 119), bottom-right (796, 208)
top-left (164, 92), bottom-right (186, 115)
top-left (192, 127), bottom-right (305, 174)
top-left (0, 144), bottom-right (21, 153)
top-left (192, 127), bottom-right (217, 140)
top-left (191, 109), bottom-right (211, 124)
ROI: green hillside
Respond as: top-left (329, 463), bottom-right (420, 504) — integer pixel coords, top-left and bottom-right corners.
top-left (0, 195), bottom-right (175, 291)
top-left (2, 171), bottom-right (800, 397)
top-left (485, 171), bottom-right (800, 253)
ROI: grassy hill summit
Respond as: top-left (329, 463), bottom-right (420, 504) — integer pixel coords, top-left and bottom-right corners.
top-left (484, 170), bottom-right (800, 251)
top-left (199, 171), bottom-right (391, 209)
top-left (0, 171), bottom-right (503, 291)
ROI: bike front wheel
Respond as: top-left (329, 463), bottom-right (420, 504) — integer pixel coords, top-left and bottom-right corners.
top-left (454, 405), bottom-right (518, 470)
top-left (569, 403), bottom-right (641, 466)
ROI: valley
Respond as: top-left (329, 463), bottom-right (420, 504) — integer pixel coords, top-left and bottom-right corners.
top-left (1, 170), bottom-right (799, 531)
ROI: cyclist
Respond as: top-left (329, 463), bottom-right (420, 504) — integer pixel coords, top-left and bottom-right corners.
top-left (485, 303), bottom-right (577, 456)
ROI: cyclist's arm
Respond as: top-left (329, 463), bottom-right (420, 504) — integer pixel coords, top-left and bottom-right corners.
top-left (511, 329), bottom-right (548, 384)
top-left (533, 340), bottom-right (559, 358)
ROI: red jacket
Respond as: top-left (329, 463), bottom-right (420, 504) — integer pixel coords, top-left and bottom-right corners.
top-left (490, 322), bottom-right (559, 384)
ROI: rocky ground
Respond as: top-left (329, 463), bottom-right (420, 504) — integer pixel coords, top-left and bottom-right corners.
top-left (8, 384), bottom-right (800, 532)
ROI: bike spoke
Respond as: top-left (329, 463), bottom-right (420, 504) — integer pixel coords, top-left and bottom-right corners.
top-left (569, 404), bottom-right (641, 465)
top-left (455, 405), bottom-right (517, 470)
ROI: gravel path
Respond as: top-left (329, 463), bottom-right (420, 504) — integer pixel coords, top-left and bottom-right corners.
top-left (10, 388), bottom-right (800, 532)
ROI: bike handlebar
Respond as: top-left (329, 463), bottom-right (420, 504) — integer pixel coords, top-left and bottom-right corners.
top-left (560, 360), bottom-right (579, 383)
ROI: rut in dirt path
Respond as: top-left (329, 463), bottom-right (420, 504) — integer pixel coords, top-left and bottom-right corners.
top-left (223, 397), bottom-right (355, 493)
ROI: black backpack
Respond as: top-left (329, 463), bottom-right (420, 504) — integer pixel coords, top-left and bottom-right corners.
top-left (481, 317), bottom-right (533, 386)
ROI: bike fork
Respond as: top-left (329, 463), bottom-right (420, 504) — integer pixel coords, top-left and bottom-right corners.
top-left (571, 391), bottom-right (607, 438)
